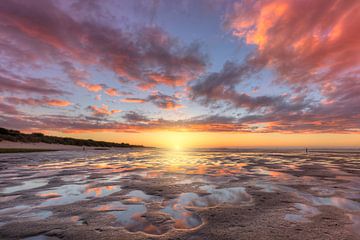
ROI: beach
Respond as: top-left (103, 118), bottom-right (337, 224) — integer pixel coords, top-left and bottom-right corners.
top-left (0, 149), bottom-right (359, 239)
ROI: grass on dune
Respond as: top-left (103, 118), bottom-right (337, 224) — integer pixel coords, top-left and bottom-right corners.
top-left (0, 148), bottom-right (59, 154)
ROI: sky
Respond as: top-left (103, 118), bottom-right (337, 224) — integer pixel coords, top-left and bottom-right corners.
top-left (0, 0), bottom-right (359, 148)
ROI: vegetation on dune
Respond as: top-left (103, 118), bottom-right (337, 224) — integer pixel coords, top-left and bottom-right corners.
top-left (0, 148), bottom-right (59, 153)
top-left (0, 128), bottom-right (143, 148)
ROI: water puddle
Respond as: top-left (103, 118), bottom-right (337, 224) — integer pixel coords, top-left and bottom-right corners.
top-left (22, 235), bottom-right (60, 240)
top-left (0, 205), bottom-right (30, 215)
top-left (0, 195), bottom-right (20, 202)
top-left (346, 214), bottom-right (360, 236)
top-left (161, 193), bottom-right (202, 229)
top-left (194, 185), bottom-right (252, 207)
top-left (0, 179), bottom-right (48, 194)
top-left (94, 201), bottom-right (128, 212)
top-left (125, 190), bottom-right (158, 203)
top-left (38, 184), bottom-right (121, 206)
top-left (285, 203), bottom-right (320, 223)
top-left (309, 186), bottom-right (336, 196)
top-left (297, 192), bottom-right (360, 212)
top-left (96, 202), bottom-right (168, 235)
top-left (0, 206), bottom-right (52, 227)
top-left (160, 185), bottom-right (251, 229)
top-left (0, 149), bottom-right (359, 237)
top-left (20, 210), bottom-right (53, 220)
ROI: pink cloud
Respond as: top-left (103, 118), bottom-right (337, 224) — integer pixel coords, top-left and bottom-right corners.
top-left (0, 1), bottom-right (206, 90)
top-left (46, 99), bottom-right (71, 107)
top-left (121, 98), bottom-right (146, 103)
top-left (75, 81), bottom-right (103, 92)
top-left (0, 70), bottom-right (66, 95)
top-left (105, 88), bottom-right (119, 96)
top-left (147, 92), bottom-right (184, 110)
top-left (226, 0), bottom-right (360, 86)
top-left (6, 97), bottom-right (71, 107)
top-left (87, 104), bottom-right (121, 117)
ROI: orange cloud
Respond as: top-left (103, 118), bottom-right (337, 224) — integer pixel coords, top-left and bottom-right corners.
top-left (147, 72), bottom-right (189, 87)
top-left (121, 98), bottom-right (146, 103)
top-left (105, 88), bottom-right (119, 96)
top-left (88, 104), bottom-right (121, 116)
top-left (46, 99), bottom-right (71, 107)
top-left (226, 0), bottom-right (360, 85)
top-left (76, 81), bottom-right (103, 92)
top-left (5, 97), bottom-right (71, 108)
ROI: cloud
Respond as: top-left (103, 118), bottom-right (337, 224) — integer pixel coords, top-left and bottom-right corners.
top-left (0, 0), bottom-right (358, 134)
top-left (122, 111), bottom-right (149, 123)
top-left (47, 99), bottom-right (71, 107)
top-left (121, 98), bottom-right (146, 103)
top-left (105, 88), bottom-right (119, 96)
top-left (75, 81), bottom-right (103, 92)
top-left (1, 108), bottom-right (359, 134)
top-left (6, 97), bottom-right (71, 107)
top-left (0, 0), bottom-right (206, 90)
top-left (146, 92), bottom-right (184, 110)
top-left (225, 0), bottom-right (360, 89)
top-left (121, 92), bottom-right (184, 110)
top-left (189, 0), bottom-right (360, 132)
top-left (191, 60), bottom-right (274, 111)
top-left (0, 70), bottom-right (66, 95)
top-left (87, 104), bottom-right (121, 117)
top-left (0, 100), bottom-right (20, 115)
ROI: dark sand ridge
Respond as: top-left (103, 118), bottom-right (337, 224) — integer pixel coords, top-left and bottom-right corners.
top-left (0, 149), bottom-right (359, 239)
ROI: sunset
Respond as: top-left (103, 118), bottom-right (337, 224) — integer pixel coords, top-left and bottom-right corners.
top-left (0, 0), bottom-right (359, 239)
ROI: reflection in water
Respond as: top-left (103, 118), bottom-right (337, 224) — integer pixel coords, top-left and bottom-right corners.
top-left (38, 184), bottom-right (121, 206)
top-left (0, 205), bottom-right (30, 215)
top-left (285, 203), bottom-right (320, 223)
top-left (160, 185), bottom-right (251, 229)
top-left (0, 179), bottom-right (48, 194)
top-left (347, 214), bottom-right (360, 236)
top-left (20, 210), bottom-right (53, 220)
top-left (96, 202), bottom-right (168, 235)
top-left (0, 149), bottom-right (359, 236)
top-left (195, 185), bottom-right (252, 207)
top-left (0, 195), bottom-right (19, 203)
top-left (23, 235), bottom-right (60, 240)
top-left (161, 193), bottom-right (202, 229)
top-left (125, 190), bottom-right (159, 203)
top-left (0, 205), bottom-right (52, 227)
top-left (296, 192), bottom-right (360, 212)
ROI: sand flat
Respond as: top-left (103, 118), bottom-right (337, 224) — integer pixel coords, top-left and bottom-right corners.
top-left (0, 149), bottom-right (359, 239)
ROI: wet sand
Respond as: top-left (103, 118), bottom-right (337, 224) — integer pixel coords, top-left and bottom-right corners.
top-left (0, 149), bottom-right (359, 239)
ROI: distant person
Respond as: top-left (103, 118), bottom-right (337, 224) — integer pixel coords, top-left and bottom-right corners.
top-left (305, 148), bottom-right (308, 154)
top-left (83, 146), bottom-right (85, 151)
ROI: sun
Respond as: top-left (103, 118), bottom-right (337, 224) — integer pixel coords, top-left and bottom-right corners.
top-left (174, 144), bottom-right (182, 151)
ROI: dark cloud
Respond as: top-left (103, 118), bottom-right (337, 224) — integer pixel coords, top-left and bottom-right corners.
top-left (87, 104), bottom-right (121, 117)
top-left (121, 92), bottom-right (184, 110)
top-left (0, 70), bottom-right (66, 95)
top-left (0, 0), bottom-right (206, 90)
top-left (5, 97), bottom-right (71, 107)
top-left (122, 111), bottom-right (149, 123)
top-left (147, 92), bottom-right (184, 110)
top-left (0, 101), bottom-right (20, 115)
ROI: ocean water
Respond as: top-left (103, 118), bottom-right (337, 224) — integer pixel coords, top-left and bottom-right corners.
top-left (0, 148), bottom-right (359, 237)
